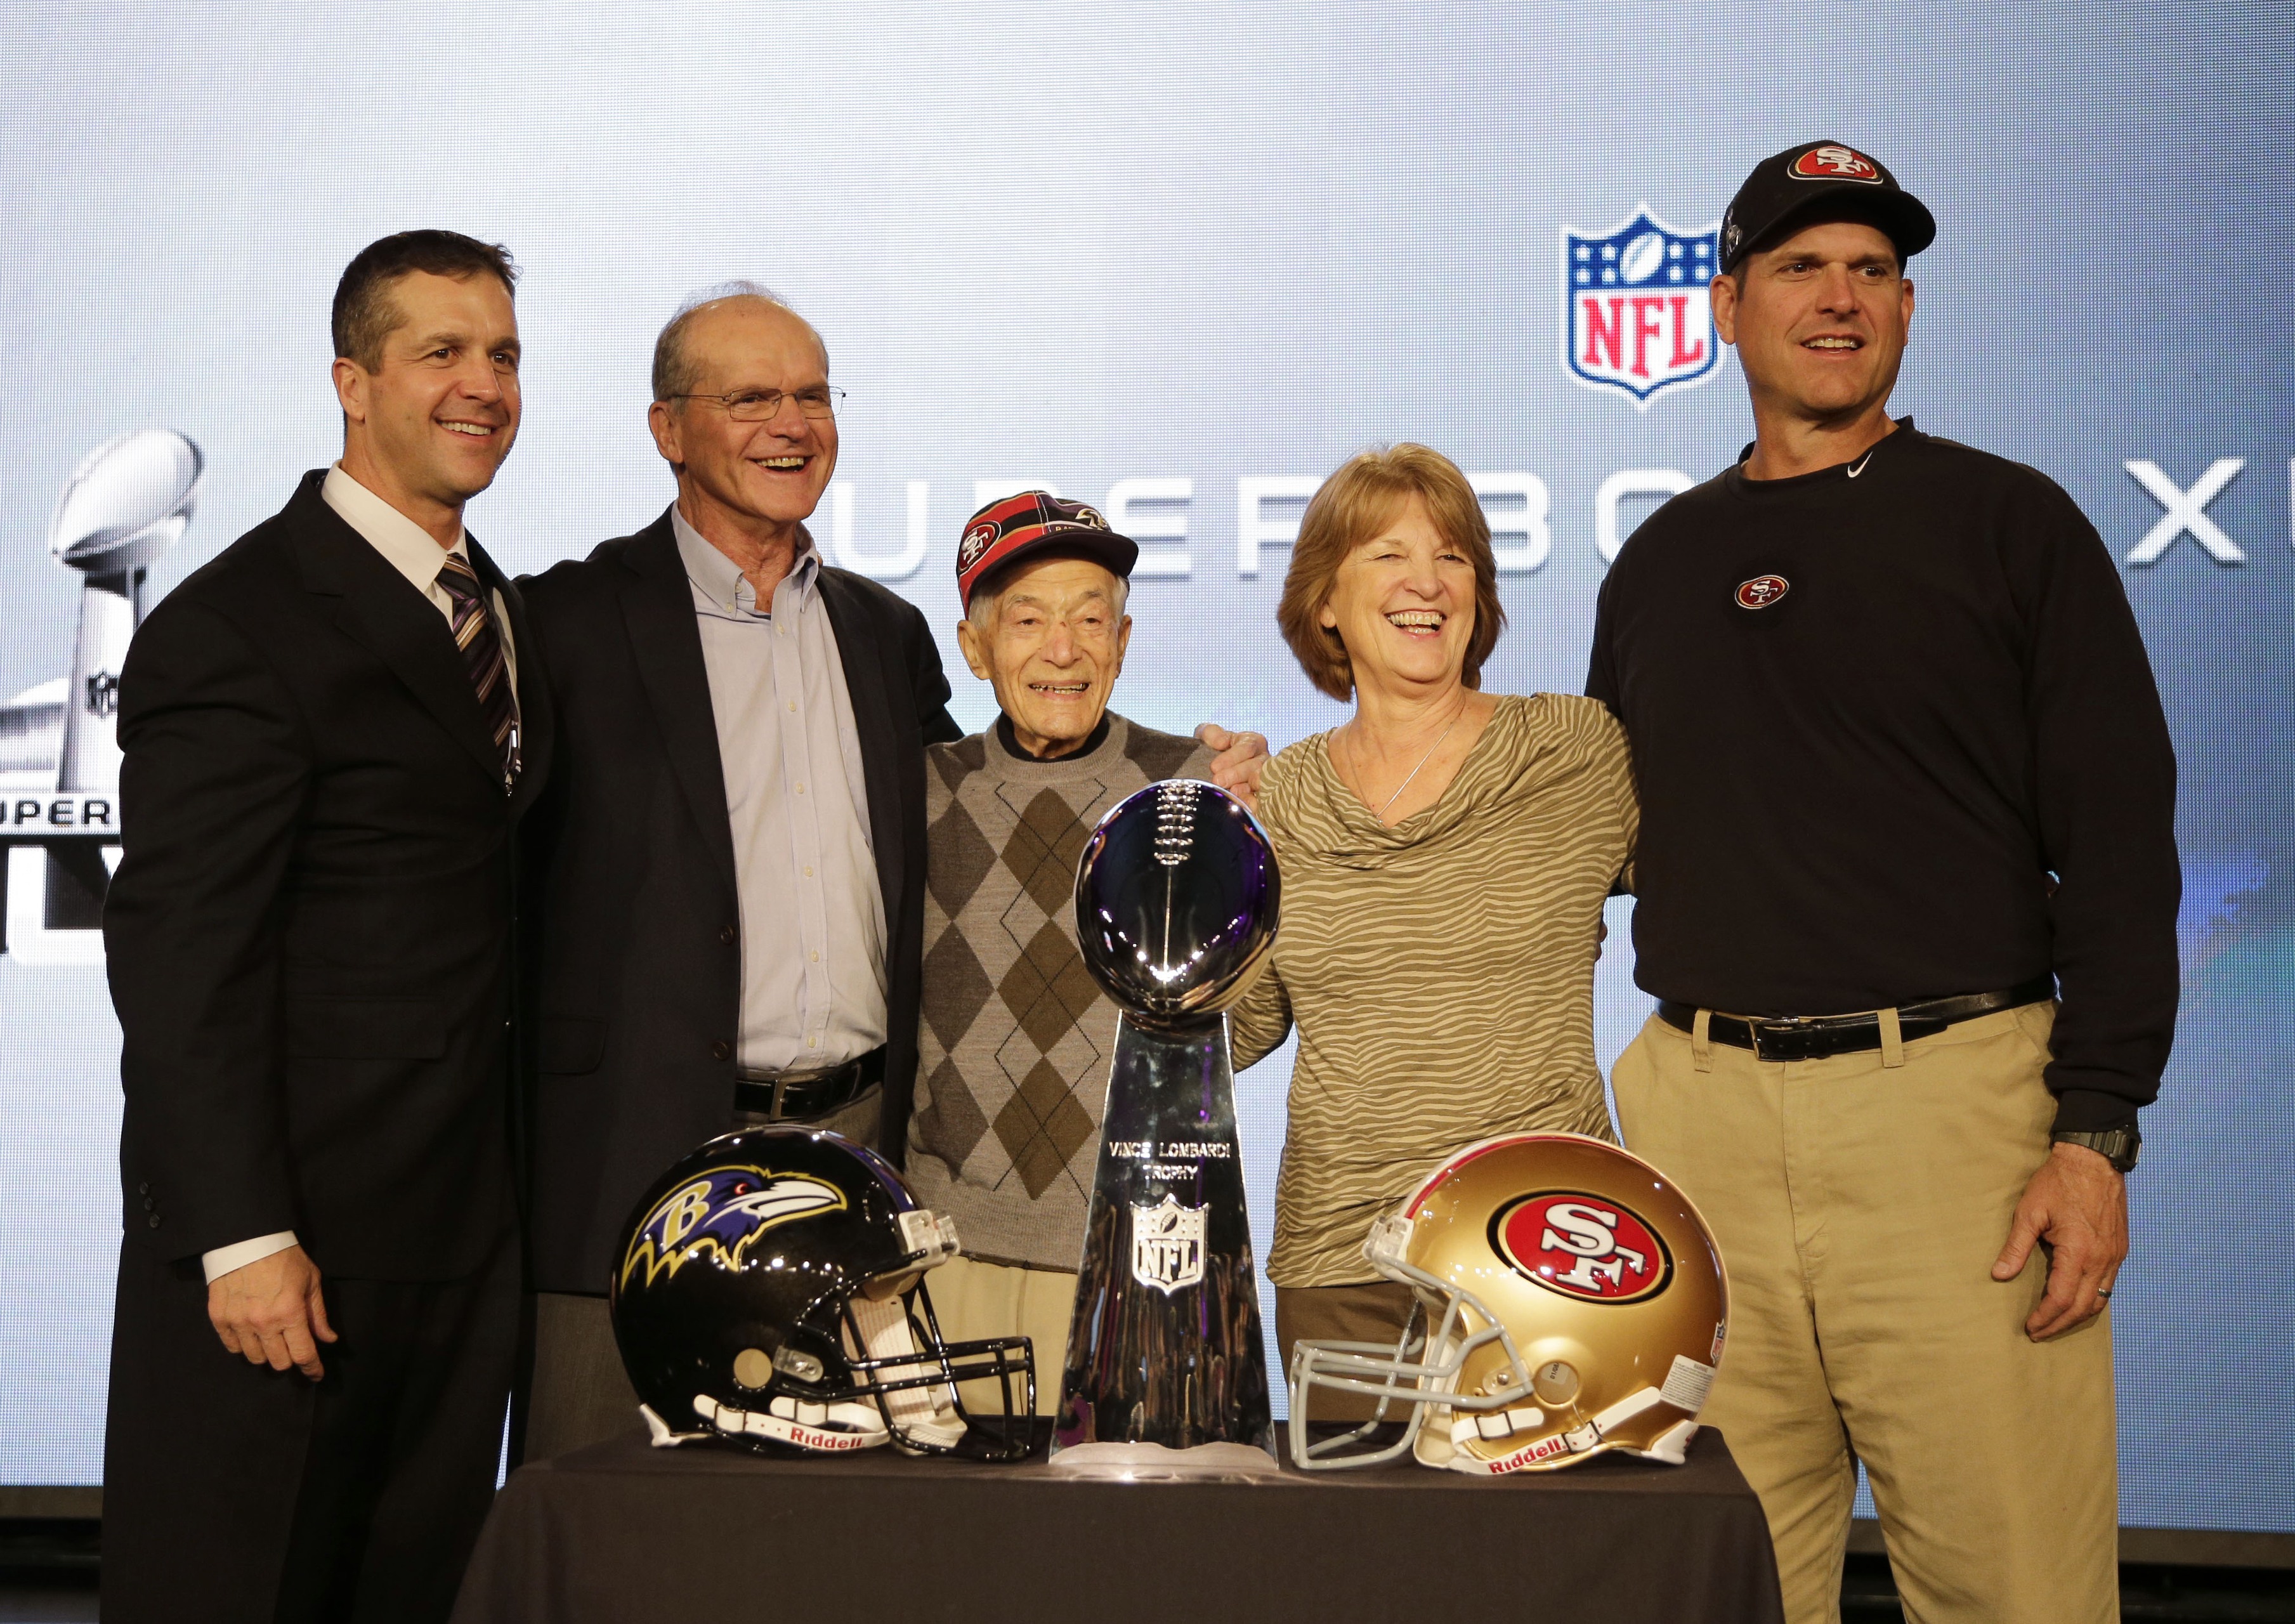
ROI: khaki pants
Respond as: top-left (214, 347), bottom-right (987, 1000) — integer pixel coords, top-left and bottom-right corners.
top-left (1276, 1282), bottom-right (1417, 1422)
top-left (1611, 1003), bottom-right (2117, 1624)
top-left (922, 1255), bottom-right (1076, 1417)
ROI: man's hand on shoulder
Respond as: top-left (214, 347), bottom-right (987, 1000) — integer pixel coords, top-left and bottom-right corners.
top-left (1196, 723), bottom-right (1269, 811)
top-left (1992, 1141), bottom-right (2128, 1342)
top-left (208, 1244), bottom-right (337, 1379)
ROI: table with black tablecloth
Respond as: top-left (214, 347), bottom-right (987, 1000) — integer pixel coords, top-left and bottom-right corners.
top-left (451, 1424), bottom-right (1782, 1623)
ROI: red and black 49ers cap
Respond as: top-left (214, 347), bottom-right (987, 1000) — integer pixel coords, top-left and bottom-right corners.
top-left (1719, 140), bottom-right (1936, 273)
top-left (955, 489), bottom-right (1138, 612)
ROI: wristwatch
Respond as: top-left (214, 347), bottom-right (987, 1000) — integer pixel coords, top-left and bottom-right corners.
top-left (2051, 1127), bottom-right (2140, 1174)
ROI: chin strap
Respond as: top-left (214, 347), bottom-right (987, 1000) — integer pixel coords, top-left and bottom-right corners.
top-left (1641, 1419), bottom-right (1700, 1464)
top-left (685, 1391), bottom-right (890, 1451)
top-left (1437, 1384), bottom-right (1675, 1475)
top-left (847, 1293), bottom-right (967, 1453)
top-left (640, 1405), bottom-right (700, 1448)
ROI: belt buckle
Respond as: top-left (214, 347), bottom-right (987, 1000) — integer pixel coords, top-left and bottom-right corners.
top-left (773, 1069), bottom-right (830, 1120)
top-left (1749, 1018), bottom-right (1818, 1063)
top-left (739, 1070), bottom-right (807, 1120)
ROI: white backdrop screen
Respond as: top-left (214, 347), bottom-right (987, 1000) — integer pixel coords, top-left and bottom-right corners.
top-left (1, 2), bottom-right (2289, 1532)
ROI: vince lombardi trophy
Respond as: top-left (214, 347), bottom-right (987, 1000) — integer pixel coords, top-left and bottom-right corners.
top-left (1051, 778), bottom-right (1280, 1473)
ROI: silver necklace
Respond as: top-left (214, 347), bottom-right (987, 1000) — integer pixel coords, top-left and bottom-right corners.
top-left (1361, 706), bottom-right (1463, 820)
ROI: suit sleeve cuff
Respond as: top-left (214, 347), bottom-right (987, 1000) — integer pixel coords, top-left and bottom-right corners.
top-left (200, 1231), bottom-right (299, 1284)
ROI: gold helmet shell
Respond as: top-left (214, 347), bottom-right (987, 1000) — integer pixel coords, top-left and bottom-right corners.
top-left (1289, 1132), bottom-right (1728, 1475)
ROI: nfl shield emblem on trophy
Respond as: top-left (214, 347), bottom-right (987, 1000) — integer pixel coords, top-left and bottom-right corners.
top-left (1050, 780), bottom-right (1281, 1474)
top-left (1130, 1195), bottom-right (1208, 1295)
top-left (1560, 206), bottom-right (1723, 408)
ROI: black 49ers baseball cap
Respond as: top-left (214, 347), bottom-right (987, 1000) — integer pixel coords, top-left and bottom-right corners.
top-left (1719, 140), bottom-right (1937, 273)
top-left (955, 489), bottom-right (1138, 613)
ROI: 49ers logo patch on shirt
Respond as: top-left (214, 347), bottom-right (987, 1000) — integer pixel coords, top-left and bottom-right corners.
top-left (1736, 574), bottom-right (1790, 610)
top-left (1489, 1191), bottom-right (1675, 1303)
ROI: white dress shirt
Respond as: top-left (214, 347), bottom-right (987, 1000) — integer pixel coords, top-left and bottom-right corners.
top-left (672, 508), bottom-right (888, 1074)
top-left (320, 464), bottom-right (518, 693)
top-left (200, 466), bottom-right (520, 1285)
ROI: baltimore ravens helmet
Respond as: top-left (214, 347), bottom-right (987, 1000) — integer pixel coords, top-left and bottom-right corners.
top-left (611, 1126), bottom-right (1035, 1458)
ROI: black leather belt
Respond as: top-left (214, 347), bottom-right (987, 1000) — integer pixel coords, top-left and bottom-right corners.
top-left (733, 1045), bottom-right (885, 1121)
top-left (1656, 976), bottom-right (2055, 1063)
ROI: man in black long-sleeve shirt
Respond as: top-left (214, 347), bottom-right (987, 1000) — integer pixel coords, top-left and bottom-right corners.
top-left (1589, 142), bottom-right (2175, 1624)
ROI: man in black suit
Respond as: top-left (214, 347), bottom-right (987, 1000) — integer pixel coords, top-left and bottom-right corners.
top-left (101, 230), bottom-right (551, 1624)
top-left (516, 284), bottom-right (1265, 1457)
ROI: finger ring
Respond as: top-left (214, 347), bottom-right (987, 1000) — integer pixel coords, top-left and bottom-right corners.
top-left (2097, 1288), bottom-right (2112, 1300)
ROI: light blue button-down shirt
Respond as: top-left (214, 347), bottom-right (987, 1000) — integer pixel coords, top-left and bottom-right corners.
top-left (673, 508), bottom-right (886, 1072)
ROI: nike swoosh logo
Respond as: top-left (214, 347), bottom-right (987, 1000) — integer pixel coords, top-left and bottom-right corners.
top-left (1846, 452), bottom-right (1876, 478)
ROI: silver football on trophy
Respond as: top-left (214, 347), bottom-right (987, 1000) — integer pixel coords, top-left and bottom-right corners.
top-left (49, 428), bottom-right (203, 578)
top-left (1074, 780), bottom-right (1279, 1027)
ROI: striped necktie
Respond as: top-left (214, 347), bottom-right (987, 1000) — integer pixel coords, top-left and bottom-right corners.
top-left (436, 550), bottom-right (521, 787)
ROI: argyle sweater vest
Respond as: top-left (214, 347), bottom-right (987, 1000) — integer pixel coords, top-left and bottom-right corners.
top-left (905, 712), bottom-right (1213, 1270)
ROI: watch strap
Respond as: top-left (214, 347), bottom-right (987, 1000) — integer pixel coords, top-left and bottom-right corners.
top-left (2051, 1127), bottom-right (2140, 1174)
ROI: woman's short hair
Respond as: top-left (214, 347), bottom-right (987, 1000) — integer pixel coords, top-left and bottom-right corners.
top-left (1276, 443), bottom-right (1506, 702)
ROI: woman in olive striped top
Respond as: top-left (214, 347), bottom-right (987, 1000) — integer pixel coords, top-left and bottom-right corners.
top-left (1231, 443), bottom-right (1637, 1380)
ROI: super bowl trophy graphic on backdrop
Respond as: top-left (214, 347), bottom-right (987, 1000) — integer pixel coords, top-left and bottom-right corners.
top-left (2, 429), bottom-right (200, 961)
top-left (1050, 778), bottom-right (1281, 1475)
top-left (51, 429), bottom-right (201, 794)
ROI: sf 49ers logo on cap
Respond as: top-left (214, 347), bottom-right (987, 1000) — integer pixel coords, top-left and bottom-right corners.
top-left (1736, 574), bottom-right (1790, 610)
top-left (1791, 143), bottom-right (1881, 183)
top-left (1489, 1191), bottom-right (1674, 1303)
top-left (957, 521), bottom-right (1000, 574)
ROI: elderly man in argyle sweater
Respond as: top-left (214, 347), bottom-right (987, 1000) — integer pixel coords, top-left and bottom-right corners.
top-left (903, 490), bottom-right (1213, 1402)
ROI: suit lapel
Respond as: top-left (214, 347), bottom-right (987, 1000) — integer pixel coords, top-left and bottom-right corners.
top-left (287, 473), bottom-right (510, 790)
top-left (818, 570), bottom-right (904, 930)
top-left (616, 514), bottom-right (738, 889)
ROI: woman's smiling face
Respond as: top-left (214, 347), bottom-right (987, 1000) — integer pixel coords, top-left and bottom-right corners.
top-left (1317, 494), bottom-right (1477, 697)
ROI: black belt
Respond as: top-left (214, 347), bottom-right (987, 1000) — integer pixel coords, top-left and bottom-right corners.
top-left (733, 1045), bottom-right (885, 1121)
top-left (1656, 976), bottom-right (2055, 1064)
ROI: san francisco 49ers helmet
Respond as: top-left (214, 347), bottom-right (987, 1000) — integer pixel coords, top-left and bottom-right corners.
top-left (611, 1127), bottom-right (1035, 1460)
top-left (1289, 1132), bottom-right (1727, 1475)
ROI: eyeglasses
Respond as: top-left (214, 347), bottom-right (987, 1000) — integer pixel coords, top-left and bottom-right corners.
top-left (668, 386), bottom-right (846, 421)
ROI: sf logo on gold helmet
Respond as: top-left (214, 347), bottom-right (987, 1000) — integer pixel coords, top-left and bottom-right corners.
top-left (1491, 1191), bottom-right (1674, 1302)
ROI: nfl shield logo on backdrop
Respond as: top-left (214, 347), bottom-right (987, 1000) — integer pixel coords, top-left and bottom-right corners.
top-left (1561, 206), bottom-right (1723, 408)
